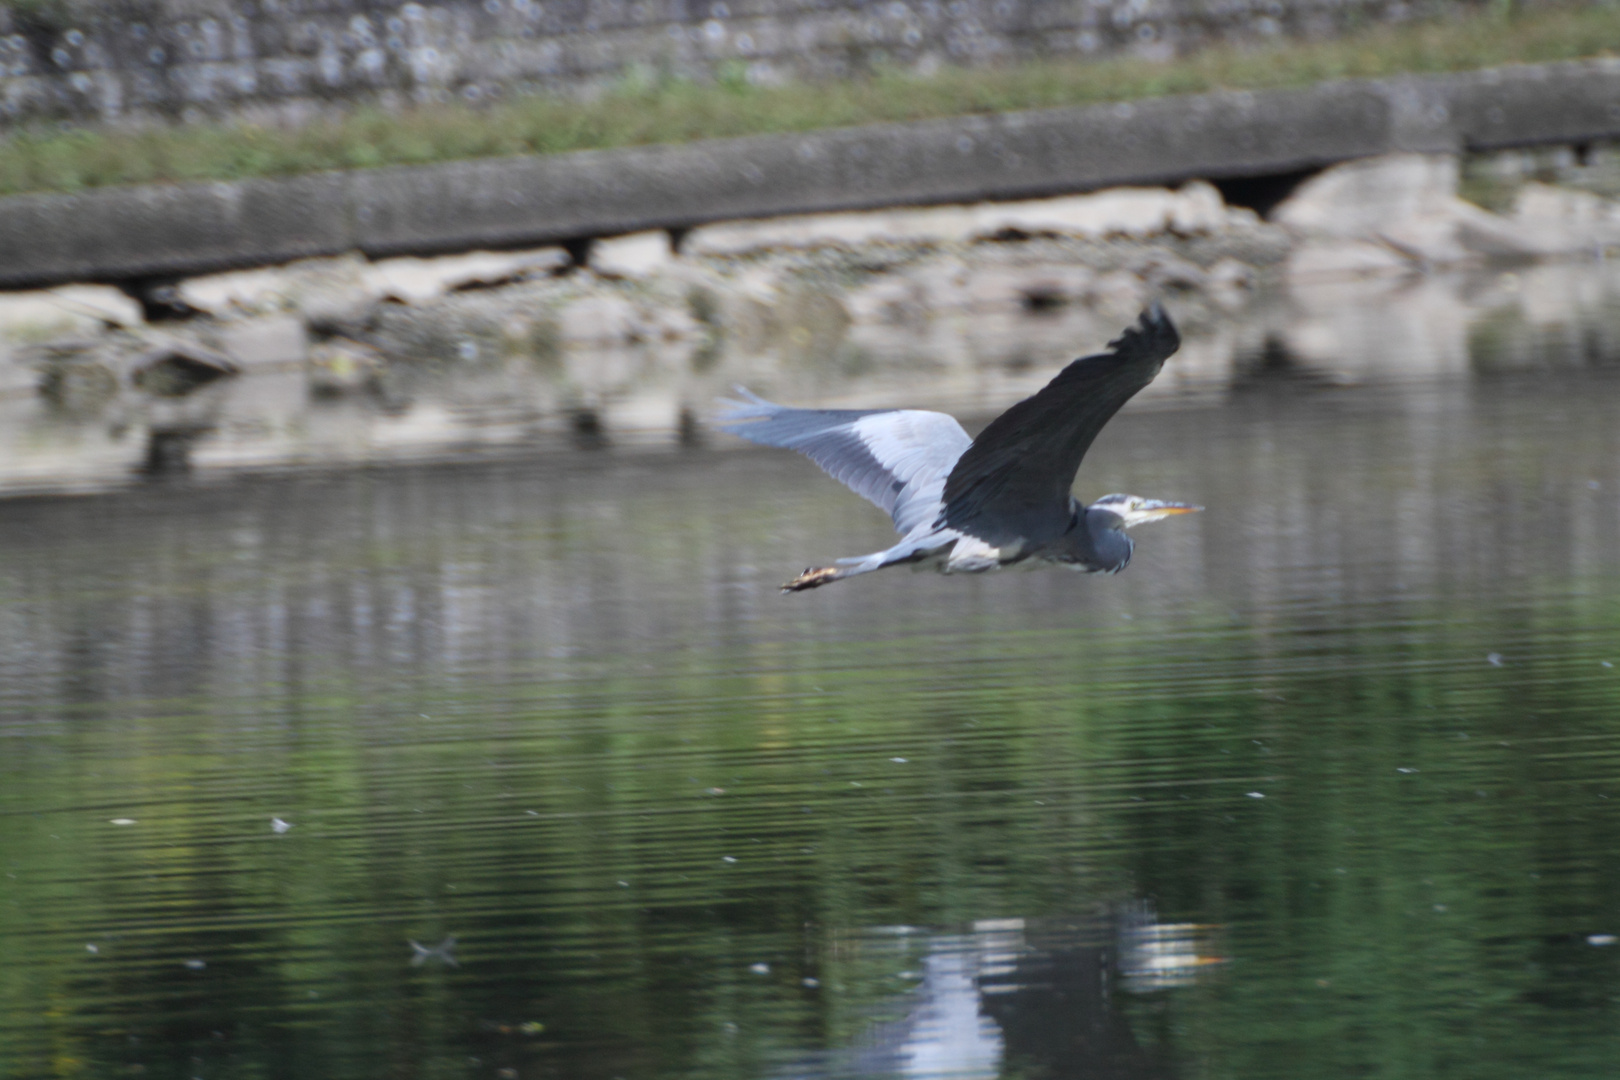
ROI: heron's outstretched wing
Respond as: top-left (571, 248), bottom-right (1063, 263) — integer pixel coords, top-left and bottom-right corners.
top-left (941, 304), bottom-right (1181, 546)
top-left (717, 389), bottom-right (972, 535)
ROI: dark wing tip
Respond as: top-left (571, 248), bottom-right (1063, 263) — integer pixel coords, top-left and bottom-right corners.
top-left (1107, 302), bottom-right (1181, 361)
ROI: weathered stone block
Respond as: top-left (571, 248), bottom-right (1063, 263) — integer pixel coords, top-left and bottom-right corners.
top-left (1272, 154), bottom-right (1462, 237)
top-left (217, 316), bottom-right (308, 368)
top-left (590, 232), bottom-right (675, 279)
top-left (365, 248), bottom-right (570, 302)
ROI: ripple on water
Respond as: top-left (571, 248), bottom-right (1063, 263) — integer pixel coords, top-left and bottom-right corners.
top-left (1, 365), bottom-right (1620, 1078)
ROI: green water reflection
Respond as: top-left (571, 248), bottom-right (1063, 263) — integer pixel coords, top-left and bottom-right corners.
top-left (3, 369), bottom-right (1620, 1080)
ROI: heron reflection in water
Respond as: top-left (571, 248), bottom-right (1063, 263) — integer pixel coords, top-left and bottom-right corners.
top-left (719, 304), bottom-right (1201, 592)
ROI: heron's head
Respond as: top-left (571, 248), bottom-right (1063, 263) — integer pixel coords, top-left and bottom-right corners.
top-left (1088, 493), bottom-right (1203, 529)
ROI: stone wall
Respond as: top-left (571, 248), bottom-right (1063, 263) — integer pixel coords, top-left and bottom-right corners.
top-left (0, 0), bottom-right (1546, 129)
top-left (11, 61), bottom-right (1620, 288)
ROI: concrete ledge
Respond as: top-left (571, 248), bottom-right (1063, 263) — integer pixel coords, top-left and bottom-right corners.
top-left (2, 173), bottom-right (352, 288)
top-left (4, 59), bottom-right (1620, 289)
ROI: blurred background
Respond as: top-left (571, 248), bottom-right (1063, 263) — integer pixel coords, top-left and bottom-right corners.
top-left (4, 1), bottom-right (1620, 1078)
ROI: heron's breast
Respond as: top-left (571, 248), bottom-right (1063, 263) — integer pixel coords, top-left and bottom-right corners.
top-left (942, 534), bottom-right (1025, 574)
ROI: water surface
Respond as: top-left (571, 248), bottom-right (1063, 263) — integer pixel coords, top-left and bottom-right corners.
top-left (3, 290), bottom-right (1620, 1080)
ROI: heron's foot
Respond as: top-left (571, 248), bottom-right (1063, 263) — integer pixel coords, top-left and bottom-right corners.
top-left (782, 566), bottom-right (842, 593)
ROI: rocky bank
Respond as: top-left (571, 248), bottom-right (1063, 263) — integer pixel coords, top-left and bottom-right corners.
top-left (2, 145), bottom-right (1620, 494)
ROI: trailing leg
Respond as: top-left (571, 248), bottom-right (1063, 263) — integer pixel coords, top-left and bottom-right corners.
top-left (782, 566), bottom-right (846, 592)
top-left (781, 533), bottom-right (954, 592)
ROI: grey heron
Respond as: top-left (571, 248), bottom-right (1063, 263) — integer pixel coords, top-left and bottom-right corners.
top-left (718, 304), bottom-right (1200, 592)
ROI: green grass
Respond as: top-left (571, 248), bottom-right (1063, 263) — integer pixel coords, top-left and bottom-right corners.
top-left (3, 2), bottom-right (1620, 197)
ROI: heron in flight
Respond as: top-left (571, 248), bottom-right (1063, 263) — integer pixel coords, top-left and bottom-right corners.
top-left (718, 304), bottom-right (1200, 592)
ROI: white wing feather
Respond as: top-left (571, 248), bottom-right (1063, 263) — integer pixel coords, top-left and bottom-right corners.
top-left (717, 391), bottom-right (971, 536)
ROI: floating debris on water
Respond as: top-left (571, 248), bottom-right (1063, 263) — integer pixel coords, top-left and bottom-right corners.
top-left (1487, 653), bottom-right (1504, 666)
top-left (1588, 934), bottom-right (1617, 946)
top-left (109, 818), bottom-right (136, 826)
top-left (271, 817), bottom-right (292, 833)
top-left (749, 963), bottom-right (770, 975)
top-left (184, 959), bottom-right (206, 970)
top-left (1246, 792), bottom-right (1265, 799)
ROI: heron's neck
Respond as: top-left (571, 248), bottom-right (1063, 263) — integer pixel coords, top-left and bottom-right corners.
top-left (1060, 504), bottom-right (1134, 573)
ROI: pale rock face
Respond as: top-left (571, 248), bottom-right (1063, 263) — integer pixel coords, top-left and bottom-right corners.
top-left (1273, 154), bottom-right (1463, 238)
top-left (1285, 238), bottom-right (1412, 279)
top-left (590, 231), bottom-right (675, 278)
top-left (905, 259), bottom-right (974, 313)
top-left (562, 343), bottom-right (646, 398)
top-left (179, 255), bottom-right (373, 319)
top-left (1452, 212), bottom-right (1570, 260)
top-left (217, 316), bottom-right (308, 368)
top-left (1513, 182), bottom-right (1615, 227)
top-left (637, 302), bottom-right (702, 343)
top-left (956, 264), bottom-right (1097, 312)
top-left (0, 286), bottom-right (143, 344)
top-left (1285, 272), bottom-right (1477, 381)
top-left (974, 188), bottom-right (1180, 239)
top-left (130, 339), bottom-right (240, 397)
top-left (683, 182), bottom-right (1242, 254)
top-left (1446, 180), bottom-right (1620, 261)
top-left (683, 207), bottom-right (977, 254)
top-left (1505, 183), bottom-right (1620, 252)
top-left (773, 288), bottom-right (852, 362)
top-left (1136, 253), bottom-right (1206, 290)
top-left (716, 290), bottom-right (778, 356)
top-left (1515, 259), bottom-right (1615, 324)
top-left (365, 249), bottom-right (568, 301)
top-left (843, 275), bottom-right (932, 325)
top-left (724, 265), bottom-right (786, 304)
top-left (1275, 152), bottom-right (1620, 273)
top-left (978, 180), bottom-right (1244, 239)
top-left (1206, 258), bottom-right (1256, 309)
top-left (1169, 181), bottom-right (1232, 236)
top-left (307, 338), bottom-right (387, 396)
top-left (0, 353), bottom-right (38, 398)
top-left (1274, 154), bottom-right (1475, 273)
top-left (179, 249), bottom-right (568, 316)
top-left (177, 265), bottom-right (290, 314)
top-left (1270, 153), bottom-right (1483, 275)
top-left (1378, 214), bottom-right (1476, 265)
top-left (558, 294), bottom-right (643, 345)
top-left (1088, 269), bottom-right (1150, 316)
top-left (49, 286), bottom-right (144, 328)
